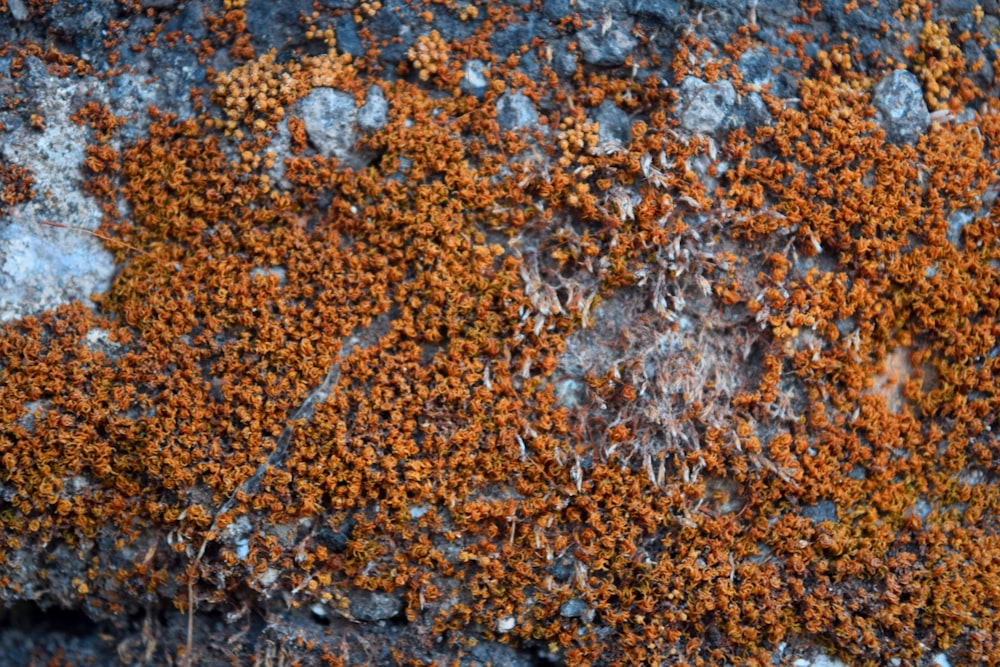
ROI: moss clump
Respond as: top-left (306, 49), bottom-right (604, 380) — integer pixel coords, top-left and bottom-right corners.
top-left (2, 1), bottom-right (1000, 665)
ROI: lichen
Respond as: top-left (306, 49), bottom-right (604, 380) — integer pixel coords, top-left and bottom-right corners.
top-left (2, 0), bottom-right (1000, 665)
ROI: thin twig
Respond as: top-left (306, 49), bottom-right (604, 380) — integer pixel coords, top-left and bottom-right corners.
top-left (186, 577), bottom-right (195, 667)
top-left (39, 219), bottom-right (149, 256)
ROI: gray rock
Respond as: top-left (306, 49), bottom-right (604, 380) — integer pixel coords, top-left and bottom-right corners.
top-left (316, 516), bottom-right (356, 553)
top-left (931, 652), bottom-right (952, 667)
top-left (571, 0), bottom-right (616, 13)
top-left (108, 71), bottom-right (201, 143)
top-left (793, 655), bottom-right (850, 667)
top-left (349, 589), bottom-right (402, 622)
top-left (963, 40), bottom-right (995, 91)
top-left (0, 223), bottom-right (114, 323)
top-left (738, 47), bottom-right (796, 98)
top-left (358, 84), bottom-right (388, 134)
top-left (266, 118), bottom-right (293, 187)
top-left (548, 554), bottom-right (578, 582)
top-left (47, 0), bottom-right (122, 50)
top-left (857, 35), bottom-right (882, 61)
top-left (0, 58), bottom-right (116, 322)
top-left (739, 47), bottom-right (777, 88)
top-left (82, 327), bottom-right (126, 358)
top-left (872, 69), bottom-right (929, 145)
top-left (552, 41), bottom-right (579, 77)
top-left (7, 0), bottom-right (28, 21)
top-left (370, 2), bottom-right (413, 64)
top-left (592, 100), bottom-right (631, 152)
top-left (627, 0), bottom-right (680, 26)
top-left (939, 0), bottom-right (977, 14)
top-left (242, 0), bottom-right (315, 56)
top-left (541, 0), bottom-right (571, 21)
top-left (461, 59), bottom-right (489, 99)
top-left (334, 15), bottom-right (365, 58)
top-left (753, 0), bottom-right (803, 28)
top-left (514, 50), bottom-right (545, 81)
top-left (740, 91), bottom-right (773, 131)
top-left (249, 266), bottom-right (288, 286)
top-left (496, 615), bottom-right (516, 633)
top-left (577, 22), bottom-right (638, 67)
top-left (468, 639), bottom-right (537, 667)
top-left (947, 209), bottom-right (974, 247)
top-left (492, 23), bottom-right (537, 60)
top-left (495, 92), bottom-right (539, 132)
top-left (801, 500), bottom-right (838, 523)
top-left (694, 0), bottom-right (747, 8)
top-left (297, 87), bottom-right (375, 169)
top-left (821, 0), bottom-right (887, 33)
top-left (559, 598), bottom-right (594, 622)
top-left (835, 317), bottom-right (857, 339)
top-left (677, 76), bottom-right (739, 135)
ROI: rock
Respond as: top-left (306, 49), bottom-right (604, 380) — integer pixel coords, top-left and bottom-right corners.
top-left (492, 23), bottom-right (537, 61)
top-left (316, 516), bottom-right (356, 553)
top-left (349, 589), bottom-right (402, 622)
top-left (297, 88), bottom-right (375, 169)
top-left (468, 639), bottom-right (537, 667)
top-left (541, 0), bottom-right (570, 21)
top-left (693, 0), bottom-right (747, 8)
top-left (738, 46), bottom-right (796, 98)
top-left (257, 567), bottom-right (281, 588)
top-left (551, 40), bottom-right (579, 77)
top-left (801, 500), bottom-right (838, 524)
top-left (370, 1), bottom-right (413, 64)
top-left (753, 0), bottom-right (803, 28)
top-left (626, 0), bottom-right (680, 26)
top-left (821, 0), bottom-right (888, 33)
top-left (249, 266), bottom-right (288, 286)
top-left (408, 504), bottom-right (430, 519)
top-left (677, 76), bottom-right (739, 135)
top-left (938, 0), bottom-right (977, 14)
top-left (46, 0), bottom-right (123, 50)
top-left (577, 22), bottom-right (638, 67)
top-left (496, 615), bottom-right (516, 633)
top-left (963, 40), bottom-right (995, 91)
top-left (592, 100), bottom-right (631, 152)
top-left (334, 15), bottom-right (365, 58)
top-left (108, 71), bottom-right (201, 142)
top-left (740, 92), bottom-right (773, 131)
top-left (0, 57), bottom-right (116, 322)
top-left (7, 0), bottom-right (28, 21)
top-left (358, 84), bottom-right (388, 134)
top-left (81, 327), bottom-right (126, 360)
top-left (461, 59), bottom-right (489, 99)
top-left (872, 69), bottom-right (929, 145)
top-left (495, 92), bottom-right (539, 132)
top-left (931, 651), bottom-right (952, 666)
top-left (242, 0), bottom-right (315, 57)
top-left (947, 209), bottom-right (974, 247)
top-left (793, 655), bottom-right (850, 667)
top-left (514, 50), bottom-right (545, 81)
top-left (559, 598), bottom-right (594, 622)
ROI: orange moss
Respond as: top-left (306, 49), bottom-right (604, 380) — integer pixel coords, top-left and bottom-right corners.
top-left (2, 1), bottom-right (1000, 665)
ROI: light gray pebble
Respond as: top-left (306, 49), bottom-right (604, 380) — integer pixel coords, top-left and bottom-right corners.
top-left (678, 76), bottom-right (739, 135)
top-left (872, 69), bottom-right (929, 145)
top-left (495, 92), bottom-right (539, 132)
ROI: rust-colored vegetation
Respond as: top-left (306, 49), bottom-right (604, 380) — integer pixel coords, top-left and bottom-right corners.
top-left (1, 0), bottom-right (1000, 665)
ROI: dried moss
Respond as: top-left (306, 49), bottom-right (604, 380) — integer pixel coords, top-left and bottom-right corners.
top-left (2, 1), bottom-right (1000, 665)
